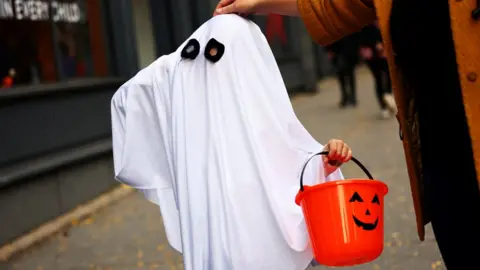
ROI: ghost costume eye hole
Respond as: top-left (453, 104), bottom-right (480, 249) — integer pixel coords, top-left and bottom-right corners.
top-left (204, 38), bottom-right (225, 63)
top-left (181, 39), bottom-right (200, 60)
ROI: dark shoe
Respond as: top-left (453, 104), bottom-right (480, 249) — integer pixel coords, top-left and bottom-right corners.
top-left (339, 99), bottom-right (349, 108)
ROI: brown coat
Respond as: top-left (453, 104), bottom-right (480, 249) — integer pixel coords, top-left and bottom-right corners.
top-left (297, 0), bottom-right (480, 241)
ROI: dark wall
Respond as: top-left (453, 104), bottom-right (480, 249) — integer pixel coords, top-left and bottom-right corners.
top-left (0, 78), bottom-right (124, 246)
top-left (0, 79), bottom-right (122, 167)
top-left (0, 0), bottom-right (135, 247)
top-left (252, 16), bottom-right (319, 92)
top-left (149, 0), bottom-right (214, 56)
top-left (105, 0), bottom-right (139, 77)
top-left (0, 154), bottom-right (116, 246)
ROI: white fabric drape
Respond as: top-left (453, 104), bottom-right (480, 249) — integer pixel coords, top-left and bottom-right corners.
top-left (111, 14), bottom-right (343, 270)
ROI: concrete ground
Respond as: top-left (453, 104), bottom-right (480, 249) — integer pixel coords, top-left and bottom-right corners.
top-left (2, 67), bottom-right (444, 270)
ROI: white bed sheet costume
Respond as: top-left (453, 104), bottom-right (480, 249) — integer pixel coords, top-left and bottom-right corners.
top-left (111, 14), bottom-right (343, 270)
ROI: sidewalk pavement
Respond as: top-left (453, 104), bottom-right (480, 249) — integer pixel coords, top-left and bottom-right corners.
top-left (3, 67), bottom-right (444, 270)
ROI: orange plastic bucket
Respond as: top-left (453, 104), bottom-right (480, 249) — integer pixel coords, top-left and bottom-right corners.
top-left (295, 151), bottom-right (389, 267)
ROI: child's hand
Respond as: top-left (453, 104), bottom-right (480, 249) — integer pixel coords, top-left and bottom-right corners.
top-left (359, 47), bottom-right (373, 60)
top-left (322, 139), bottom-right (352, 176)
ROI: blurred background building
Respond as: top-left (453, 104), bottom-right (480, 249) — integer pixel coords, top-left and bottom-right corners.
top-left (0, 0), bottom-right (333, 247)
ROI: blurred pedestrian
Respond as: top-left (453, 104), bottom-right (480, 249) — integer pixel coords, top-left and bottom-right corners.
top-left (214, 0), bottom-right (480, 268)
top-left (359, 23), bottom-right (397, 118)
top-left (326, 34), bottom-right (360, 108)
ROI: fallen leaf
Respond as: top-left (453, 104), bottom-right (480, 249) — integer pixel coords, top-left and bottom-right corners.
top-left (431, 260), bottom-right (442, 269)
top-left (82, 217), bottom-right (94, 225)
top-left (71, 219), bottom-right (79, 226)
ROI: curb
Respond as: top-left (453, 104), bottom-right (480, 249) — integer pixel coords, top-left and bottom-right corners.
top-left (0, 184), bottom-right (134, 262)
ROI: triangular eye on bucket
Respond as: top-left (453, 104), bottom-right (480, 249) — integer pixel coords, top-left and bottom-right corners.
top-left (181, 39), bottom-right (200, 60)
top-left (349, 192), bottom-right (364, 203)
top-left (204, 38), bottom-right (225, 63)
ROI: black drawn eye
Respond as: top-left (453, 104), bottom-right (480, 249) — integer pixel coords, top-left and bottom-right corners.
top-left (204, 38), bottom-right (225, 63)
top-left (371, 194), bottom-right (380, 205)
top-left (181, 39), bottom-right (200, 60)
top-left (349, 192), bottom-right (364, 203)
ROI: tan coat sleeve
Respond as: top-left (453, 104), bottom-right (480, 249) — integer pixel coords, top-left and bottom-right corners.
top-left (297, 0), bottom-right (376, 45)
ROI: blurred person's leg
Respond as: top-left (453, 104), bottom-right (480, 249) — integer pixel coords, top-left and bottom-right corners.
top-left (335, 55), bottom-right (351, 108)
top-left (346, 65), bottom-right (357, 106)
top-left (337, 69), bottom-right (350, 108)
top-left (379, 60), bottom-right (396, 114)
top-left (366, 60), bottom-right (390, 119)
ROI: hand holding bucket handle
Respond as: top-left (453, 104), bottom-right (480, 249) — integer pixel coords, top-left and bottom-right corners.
top-left (299, 151), bottom-right (374, 191)
top-left (296, 151), bottom-right (387, 267)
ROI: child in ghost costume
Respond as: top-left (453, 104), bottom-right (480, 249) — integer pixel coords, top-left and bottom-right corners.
top-left (111, 14), bottom-right (352, 270)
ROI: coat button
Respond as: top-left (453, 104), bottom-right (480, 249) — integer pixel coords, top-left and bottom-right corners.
top-left (467, 72), bottom-right (477, 82)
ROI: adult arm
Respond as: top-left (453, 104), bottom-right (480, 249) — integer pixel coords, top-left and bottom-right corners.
top-left (215, 0), bottom-right (376, 45)
top-left (297, 0), bottom-right (376, 45)
top-left (214, 0), bottom-right (300, 16)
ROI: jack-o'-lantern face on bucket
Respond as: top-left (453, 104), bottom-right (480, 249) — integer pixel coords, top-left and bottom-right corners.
top-left (349, 191), bottom-right (381, 231)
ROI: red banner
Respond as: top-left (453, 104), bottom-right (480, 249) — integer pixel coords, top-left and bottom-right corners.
top-left (266, 14), bottom-right (287, 45)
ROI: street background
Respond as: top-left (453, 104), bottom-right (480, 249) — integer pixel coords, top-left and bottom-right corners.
top-left (2, 67), bottom-right (444, 270)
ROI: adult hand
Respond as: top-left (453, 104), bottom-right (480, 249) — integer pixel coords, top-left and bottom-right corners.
top-left (214, 0), bottom-right (259, 16)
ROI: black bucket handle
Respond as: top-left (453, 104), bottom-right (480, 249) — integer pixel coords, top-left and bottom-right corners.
top-left (299, 151), bottom-right (374, 192)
